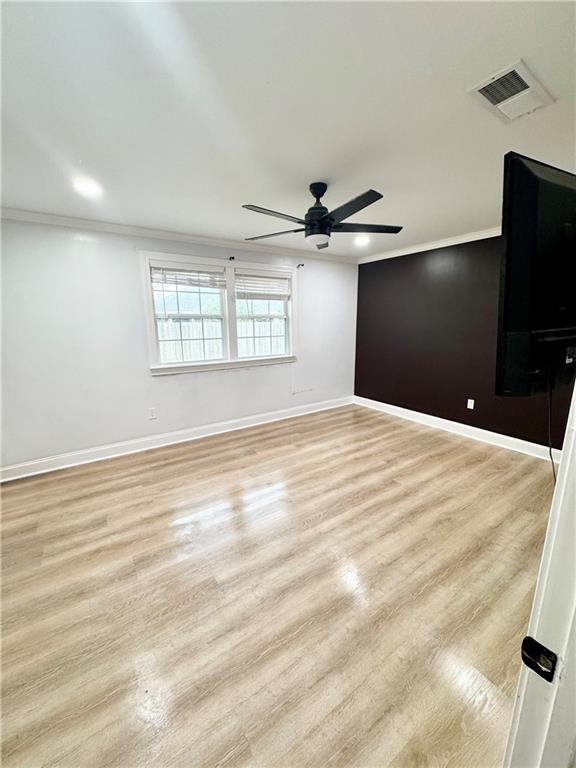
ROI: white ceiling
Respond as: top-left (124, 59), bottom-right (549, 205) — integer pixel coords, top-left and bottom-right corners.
top-left (3, 2), bottom-right (575, 262)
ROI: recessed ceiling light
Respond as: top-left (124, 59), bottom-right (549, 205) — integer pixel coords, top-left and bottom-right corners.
top-left (72, 176), bottom-right (103, 199)
top-left (354, 235), bottom-right (370, 247)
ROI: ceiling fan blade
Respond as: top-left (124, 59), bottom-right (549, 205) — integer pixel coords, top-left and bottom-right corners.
top-left (316, 242), bottom-right (330, 250)
top-left (245, 228), bottom-right (305, 241)
top-left (322, 189), bottom-right (383, 224)
top-left (332, 223), bottom-right (403, 234)
top-left (243, 204), bottom-right (305, 225)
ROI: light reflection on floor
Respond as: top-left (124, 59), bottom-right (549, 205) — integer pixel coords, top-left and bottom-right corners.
top-left (169, 479), bottom-right (288, 550)
top-left (339, 559), bottom-right (370, 609)
top-left (438, 648), bottom-right (510, 736)
top-left (134, 652), bottom-right (172, 730)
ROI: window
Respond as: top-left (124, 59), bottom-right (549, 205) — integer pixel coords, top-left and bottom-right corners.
top-left (145, 253), bottom-right (295, 373)
top-left (235, 273), bottom-right (291, 359)
top-left (151, 267), bottom-right (226, 364)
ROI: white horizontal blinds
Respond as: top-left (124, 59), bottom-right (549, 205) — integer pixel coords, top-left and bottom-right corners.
top-left (151, 266), bottom-right (226, 293)
top-left (234, 273), bottom-right (291, 301)
top-left (151, 266), bottom-right (226, 365)
top-left (235, 271), bottom-right (291, 359)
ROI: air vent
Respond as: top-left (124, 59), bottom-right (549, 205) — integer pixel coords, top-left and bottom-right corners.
top-left (478, 71), bottom-right (529, 106)
top-left (470, 60), bottom-right (554, 122)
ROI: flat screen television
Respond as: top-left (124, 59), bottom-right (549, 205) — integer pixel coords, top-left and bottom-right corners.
top-left (496, 151), bottom-right (576, 396)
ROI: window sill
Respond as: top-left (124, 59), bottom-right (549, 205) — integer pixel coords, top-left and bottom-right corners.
top-left (150, 355), bottom-right (296, 376)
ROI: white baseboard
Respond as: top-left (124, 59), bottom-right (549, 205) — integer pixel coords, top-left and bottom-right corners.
top-left (1, 397), bottom-right (354, 482)
top-left (3, 394), bottom-right (561, 482)
top-left (353, 396), bottom-right (562, 463)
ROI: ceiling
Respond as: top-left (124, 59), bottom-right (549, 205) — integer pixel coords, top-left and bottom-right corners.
top-left (3, 2), bottom-right (575, 262)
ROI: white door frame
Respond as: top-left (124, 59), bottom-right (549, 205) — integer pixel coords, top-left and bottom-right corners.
top-left (504, 382), bottom-right (576, 766)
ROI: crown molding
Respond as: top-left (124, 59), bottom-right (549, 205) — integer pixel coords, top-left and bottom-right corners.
top-left (2, 209), bottom-right (502, 267)
top-left (357, 227), bottom-right (501, 264)
top-left (1, 207), bottom-right (356, 265)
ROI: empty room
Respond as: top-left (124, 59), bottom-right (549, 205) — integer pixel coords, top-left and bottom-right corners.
top-left (2, 2), bottom-right (575, 767)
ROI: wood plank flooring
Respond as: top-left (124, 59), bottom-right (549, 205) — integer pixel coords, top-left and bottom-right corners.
top-left (1, 405), bottom-right (553, 767)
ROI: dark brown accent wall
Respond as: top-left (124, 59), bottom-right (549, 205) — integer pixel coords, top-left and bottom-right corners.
top-left (355, 237), bottom-right (572, 449)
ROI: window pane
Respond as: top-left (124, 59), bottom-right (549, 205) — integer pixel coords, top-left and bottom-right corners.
top-left (152, 267), bottom-right (230, 366)
top-left (159, 340), bottom-right (183, 363)
top-left (255, 337), bottom-right (271, 357)
top-left (252, 299), bottom-right (268, 315)
top-left (236, 299), bottom-right (249, 316)
top-left (164, 291), bottom-right (178, 313)
top-left (271, 336), bottom-right (287, 355)
top-left (254, 319), bottom-right (270, 337)
top-left (237, 319), bottom-right (253, 338)
top-left (203, 319), bottom-right (222, 339)
top-left (199, 292), bottom-right (221, 315)
top-left (269, 300), bottom-right (284, 316)
top-left (204, 339), bottom-right (224, 360)
top-left (180, 318), bottom-right (203, 339)
top-left (238, 338), bottom-right (254, 358)
top-left (153, 290), bottom-right (165, 315)
top-left (177, 291), bottom-right (200, 314)
top-left (182, 340), bottom-right (204, 361)
top-left (157, 318), bottom-right (181, 340)
top-left (271, 317), bottom-right (285, 336)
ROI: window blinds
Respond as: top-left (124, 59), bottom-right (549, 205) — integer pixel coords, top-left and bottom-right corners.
top-left (235, 273), bottom-right (291, 301)
top-left (151, 266), bottom-right (226, 290)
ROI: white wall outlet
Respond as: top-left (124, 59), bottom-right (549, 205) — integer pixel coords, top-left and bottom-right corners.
top-left (148, 407), bottom-right (157, 420)
top-left (467, 399), bottom-right (475, 410)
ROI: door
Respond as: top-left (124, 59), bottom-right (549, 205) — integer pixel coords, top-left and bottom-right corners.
top-left (504, 383), bottom-right (576, 766)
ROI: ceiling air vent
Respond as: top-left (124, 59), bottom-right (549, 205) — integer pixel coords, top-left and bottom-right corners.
top-left (470, 60), bottom-right (554, 122)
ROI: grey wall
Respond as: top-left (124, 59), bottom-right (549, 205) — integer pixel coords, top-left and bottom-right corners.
top-left (2, 220), bottom-right (357, 467)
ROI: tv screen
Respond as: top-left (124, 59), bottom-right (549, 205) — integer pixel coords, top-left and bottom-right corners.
top-left (496, 152), bottom-right (576, 396)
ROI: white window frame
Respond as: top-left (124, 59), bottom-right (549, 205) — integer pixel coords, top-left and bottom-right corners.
top-left (141, 250), bottom-right (297, 375)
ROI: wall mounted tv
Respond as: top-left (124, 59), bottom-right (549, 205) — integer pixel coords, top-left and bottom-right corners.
top-left (496, 151), bottom-right (576, 396)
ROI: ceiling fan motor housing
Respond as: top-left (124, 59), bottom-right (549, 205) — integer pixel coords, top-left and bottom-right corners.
top-left (305, 204), bottom-right (331, 237)
top-left (306, 183), bottom-right (331, 237)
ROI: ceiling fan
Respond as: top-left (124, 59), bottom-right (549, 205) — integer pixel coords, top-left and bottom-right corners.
top-left (243, 182), bottom-right (402, 250)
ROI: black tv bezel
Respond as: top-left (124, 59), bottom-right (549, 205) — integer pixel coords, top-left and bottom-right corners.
top-left (496, 151), bottom-right (576, 397)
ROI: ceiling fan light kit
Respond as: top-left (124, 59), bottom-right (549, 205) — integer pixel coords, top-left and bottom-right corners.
top-left (243, 182), bottom-right (403, 250)
top-left (306, 233), bottom-right (330, 247)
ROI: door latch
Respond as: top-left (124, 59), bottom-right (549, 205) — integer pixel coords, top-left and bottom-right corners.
top-left (521, 636), bottom-right (557, 683)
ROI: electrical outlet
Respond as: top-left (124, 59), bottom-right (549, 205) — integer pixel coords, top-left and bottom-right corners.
top-left (467, 399), bottom-right (475, 410)
top-left (148, 407), bottom-right (157, 420)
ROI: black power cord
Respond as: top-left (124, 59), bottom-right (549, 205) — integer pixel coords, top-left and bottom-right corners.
top-left (547, 368), bottom-right (557, 484)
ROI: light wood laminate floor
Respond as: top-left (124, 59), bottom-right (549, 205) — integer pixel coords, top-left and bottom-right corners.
top-left (2, 406), bottom-right (553, 768)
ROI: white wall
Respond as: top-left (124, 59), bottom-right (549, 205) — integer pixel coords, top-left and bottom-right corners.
top-left (1, 219), bottom-right (357, 470)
